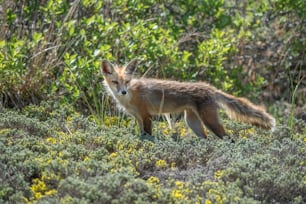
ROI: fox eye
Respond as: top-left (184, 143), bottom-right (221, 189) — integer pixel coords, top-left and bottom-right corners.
top-left (125, 80), bottom-right (130, 84)
top-left (112, 80), bottom-right (119, 84)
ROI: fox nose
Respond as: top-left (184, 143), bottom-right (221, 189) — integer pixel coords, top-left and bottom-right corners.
top-left (121, 90), bottom-right (127, 95)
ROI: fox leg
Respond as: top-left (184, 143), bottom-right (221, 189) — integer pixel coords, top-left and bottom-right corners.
top-left (135, 117), bottom-right (146, 135)
top-left (164, 113), bottom-right (173, 129)
top-left (143, 116), bottom-right (153, 135)
top-left (198, 104), bottom-right (226, 139)
top-left (184, 110), bottom-right (207, 138)
top-left (135, 114), bottom-right (152, 135)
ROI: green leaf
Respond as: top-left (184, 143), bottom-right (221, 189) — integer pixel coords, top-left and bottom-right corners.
top-left (33, 32), bottom-right (43, 43)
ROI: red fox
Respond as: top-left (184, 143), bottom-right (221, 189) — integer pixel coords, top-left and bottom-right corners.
top-left (101, 59), bottom-right (275, 139)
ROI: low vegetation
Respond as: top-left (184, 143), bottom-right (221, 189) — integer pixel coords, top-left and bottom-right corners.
top-left (0, 102), bottom-right (305, 203)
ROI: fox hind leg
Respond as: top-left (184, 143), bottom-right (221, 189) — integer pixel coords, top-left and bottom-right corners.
top-left (184, 110), bottom-right (207, 138)
top-left (198, 104), bottom-right (226, 139)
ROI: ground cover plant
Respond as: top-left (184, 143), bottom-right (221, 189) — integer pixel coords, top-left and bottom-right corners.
top-left (0, 102), bottom-right (305, 203)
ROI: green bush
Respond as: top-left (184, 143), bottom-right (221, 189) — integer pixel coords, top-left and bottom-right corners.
top-left (1, 0), bottom-right (304, 112)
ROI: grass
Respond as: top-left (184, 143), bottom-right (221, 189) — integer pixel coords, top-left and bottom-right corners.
top-left (287, 70), bottom-right (305, 138)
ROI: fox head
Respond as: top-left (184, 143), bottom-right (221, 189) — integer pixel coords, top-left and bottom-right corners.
top-left (101, 59), bottom-right (138, 97)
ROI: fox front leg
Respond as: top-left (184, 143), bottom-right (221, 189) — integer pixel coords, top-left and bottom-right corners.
top-left (142, 116), bottom-right (153, 135)
top-left (135, 115), bottom-right (152, 136)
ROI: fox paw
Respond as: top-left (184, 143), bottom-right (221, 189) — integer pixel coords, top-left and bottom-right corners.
top-left (140, 133), bottom-right (155, 142)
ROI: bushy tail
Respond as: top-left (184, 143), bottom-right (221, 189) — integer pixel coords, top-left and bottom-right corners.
top-left (216, 91), bottom-right (275, 131)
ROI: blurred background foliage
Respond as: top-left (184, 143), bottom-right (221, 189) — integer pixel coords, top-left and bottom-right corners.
top-left (0, 0), bottom-right (305, 121)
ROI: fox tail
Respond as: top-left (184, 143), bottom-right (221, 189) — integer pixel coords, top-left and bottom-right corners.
top-left (216, 91), bottom-right (275, 131)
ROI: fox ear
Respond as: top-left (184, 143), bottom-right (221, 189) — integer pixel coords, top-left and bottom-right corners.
top-left (124, 59), bottom-right (138, 75)
top-left (101, 60), bottom-right (114, 75)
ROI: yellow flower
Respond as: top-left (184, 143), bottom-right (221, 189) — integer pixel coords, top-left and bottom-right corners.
top-left (83, 156), bottom-right (90, 162)
top-left (171, 180), bottom-right (192, 200)
top-left (163, 128), bottom-right (170, 135)
top-left (179, 126), bottom-right (188, 136)
top-left (46, 137), bottom-right (57, 144)
top-left (172, 189), bottom-right (185, 200)
top-left (58, 151), bottom-right (64, 157)
top-left (175, 181), bottom-right (185, 189)
top-left (171, 162), bottom-right (176, 169)
top-left (116, 142), bottom-right (124, 151)
top-left (216, 194), bottom-right (223, 204)
top-left (147, 176), bottom-right (160, 184)
top-left (41, 172), bottom-right (61, 182)
top-left (34, 192), bottom-right (43, 200)
top-left (155, 159), bottom-right (168, 168)
top-left (109, 152), bottom-right (118, 159)
top-left (45, 189), bottom-right (57, 196)
top-left (31, 179), bottom-right (47, 193)
top-left (0, 128), bottom-right (11, 134)
top-left (31, 178), bottom-right (50, 200)
top-left (214, 170), bottom-right (223, 179)
top-left (205, 200), bottom-right (212, 204)
top-left (208, 189), bottom-right (223, 204)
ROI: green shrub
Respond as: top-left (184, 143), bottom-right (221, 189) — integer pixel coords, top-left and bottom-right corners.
top-left (3, 0), bottom-right (304, 111)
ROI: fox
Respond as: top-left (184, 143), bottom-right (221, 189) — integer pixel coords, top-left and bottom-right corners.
top-left (101, 59), bottom-right (275, 139)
